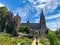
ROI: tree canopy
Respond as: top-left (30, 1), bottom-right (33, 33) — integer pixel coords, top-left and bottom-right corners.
top-left (0, 7), bottom-right (8, 32)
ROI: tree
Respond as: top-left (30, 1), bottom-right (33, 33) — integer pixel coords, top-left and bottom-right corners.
top-left (0, 7), bottom-right (8, 32)
top-left (48, 30), bottom-right (58, 45)
top-left (6, 11), bottom-right (19, 36)
top-left (0, 7), bottom-right (19, 36)
top-left (6, 11), bottom-right (13, 34)
top-left (55, 28), bottom-right (60, 34)
top-left (24, 27), bottom-right (30, 34)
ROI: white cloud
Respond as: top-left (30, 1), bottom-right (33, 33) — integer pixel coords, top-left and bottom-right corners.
top-left (13, 6), bottom-right (29, 17)
top-left (13, 4), bottom-right (32, 23)
top-left (33, 2), bottom-right (37, 5)
top-left (28, 0), bottom-right (60, 17)
top-left (46, 21), bottom-right (60, 31)
top-left (28, 0), bottom-right (60, 14)
top-left (35, 4), bottom-right (46, 9)
top-left (46, 13), bottom-right (60, 19)
top-left (0, 3), bottom-right (5, 7)
top-left (29, 0), bottom-right (34, 2)
top-left (46, 22), bottom-right (57, 31)
top-left (38, 0), bottom-right (51, 3)
top-left (45, 0), bottom-right (60, 14)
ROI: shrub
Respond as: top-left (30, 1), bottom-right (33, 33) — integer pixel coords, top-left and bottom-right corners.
top-left (18, 26), bottom-right (30, 34)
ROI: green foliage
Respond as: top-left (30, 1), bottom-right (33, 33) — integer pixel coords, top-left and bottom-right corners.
top-left (0, 33), bottom-right (22, 45)
top-left (18, 26), bottom-right (26, 33)
top-left (18, 26), bottom-right (30, 34)
top-left (34, 30), bottom-right (39, 34)
top-left (0, 32), bottom-right (33, 45)
top-left (0, 33), bottom-right (14, 45)
top-left (0, 7), bottom-right (18, 36)
top-left (0, 33), bottom-right (33, 45)
top-left (55, 29), bottom-right (60, 36)
top-left (12, 37), bottom-right (22, 44)
top-left (48, 30), bottom-right (58, 45)
top-left (39, 37), bottom-right (50, 45)
top-left (24, 27), bottom-right (30, 34)
top-left (0, 7), bottom-right (8, 15)
top-left (0, 7), bottom-right (8, 32)
top-left (20, 38), bottom-right (33, 45)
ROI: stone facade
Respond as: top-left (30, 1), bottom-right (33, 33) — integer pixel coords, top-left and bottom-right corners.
top-left (14, 13), bottom-right (21, 31)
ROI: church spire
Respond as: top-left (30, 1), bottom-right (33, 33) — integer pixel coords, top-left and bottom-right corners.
top-left (39, 9), bottom-right (48, 35)
top-left (26, 18), bottom-right (30, 27)
top-left (17, 13), bottom-right (19, 16)
top-left (27, 18), bottom-right (29, 23)
top-left (40, 9), bottom-right (46, 28)
top-left (40, 9), bottom-right (45, 21)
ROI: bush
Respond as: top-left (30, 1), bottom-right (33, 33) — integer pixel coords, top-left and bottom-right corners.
top-left (18, 26), bottom-right (30, 34)
top-left (34, 30), bottom-right (39, 34)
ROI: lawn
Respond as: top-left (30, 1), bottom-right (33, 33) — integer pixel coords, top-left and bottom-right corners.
top-left (0, 33), bottom-right (33, 45)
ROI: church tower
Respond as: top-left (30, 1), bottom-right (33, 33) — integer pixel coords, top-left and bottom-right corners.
top-left (40, 9), bottom-right (46, 28)
top-left (26, 18), bottom-right (30, 27)
top-left (40, 9), bottom-right (48, 35)
top-left (14, 13), bottom-right (21, 31)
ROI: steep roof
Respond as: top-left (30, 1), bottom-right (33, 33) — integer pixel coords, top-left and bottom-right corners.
top-left (20, 23), bottom-right (40, 30)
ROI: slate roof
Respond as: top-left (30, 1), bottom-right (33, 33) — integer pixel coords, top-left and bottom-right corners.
top-left (20, 23), bottom-right (40, 30)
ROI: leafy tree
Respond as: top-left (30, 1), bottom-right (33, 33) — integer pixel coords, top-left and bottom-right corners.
top-left (25, 27), bottom-right (30, 34)
top-left (12, 21), bottom-right (19, 36)
top-left (6, 11), bottom-right (19, 36)
top-left (0, 7), bottom-right (19, 36)
top-left (48, 30), bottom-right (58, 45)
top-left (0, 7), bottom-right (8, 15)
top-left (0, 7), bottom-right (8, 32)
top-left (55, 28), bottom-right (60, 34)
top-left (6, 11), bottom-right (13, 33)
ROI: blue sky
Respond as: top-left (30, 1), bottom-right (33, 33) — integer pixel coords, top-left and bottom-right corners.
top-left (0, 0), bottom-right (60, 31)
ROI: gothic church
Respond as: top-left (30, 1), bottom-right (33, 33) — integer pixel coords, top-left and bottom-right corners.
top-left (20, 9), bottom-right (48, 34)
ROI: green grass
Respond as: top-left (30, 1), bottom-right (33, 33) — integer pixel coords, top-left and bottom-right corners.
top-left (0, 33), bottom-right (60, 45)
top-left (0, 33), bottom-right (20, 45)
top-left (20, 38), bottom-right (33, 45)
top-left (0, 33), bottom-right (33, 45)
top-left (39, 37), bottom-right (50, 45)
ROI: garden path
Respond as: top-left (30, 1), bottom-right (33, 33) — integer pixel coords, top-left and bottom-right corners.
top-left (31, 38), bottom-right (42, 45)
